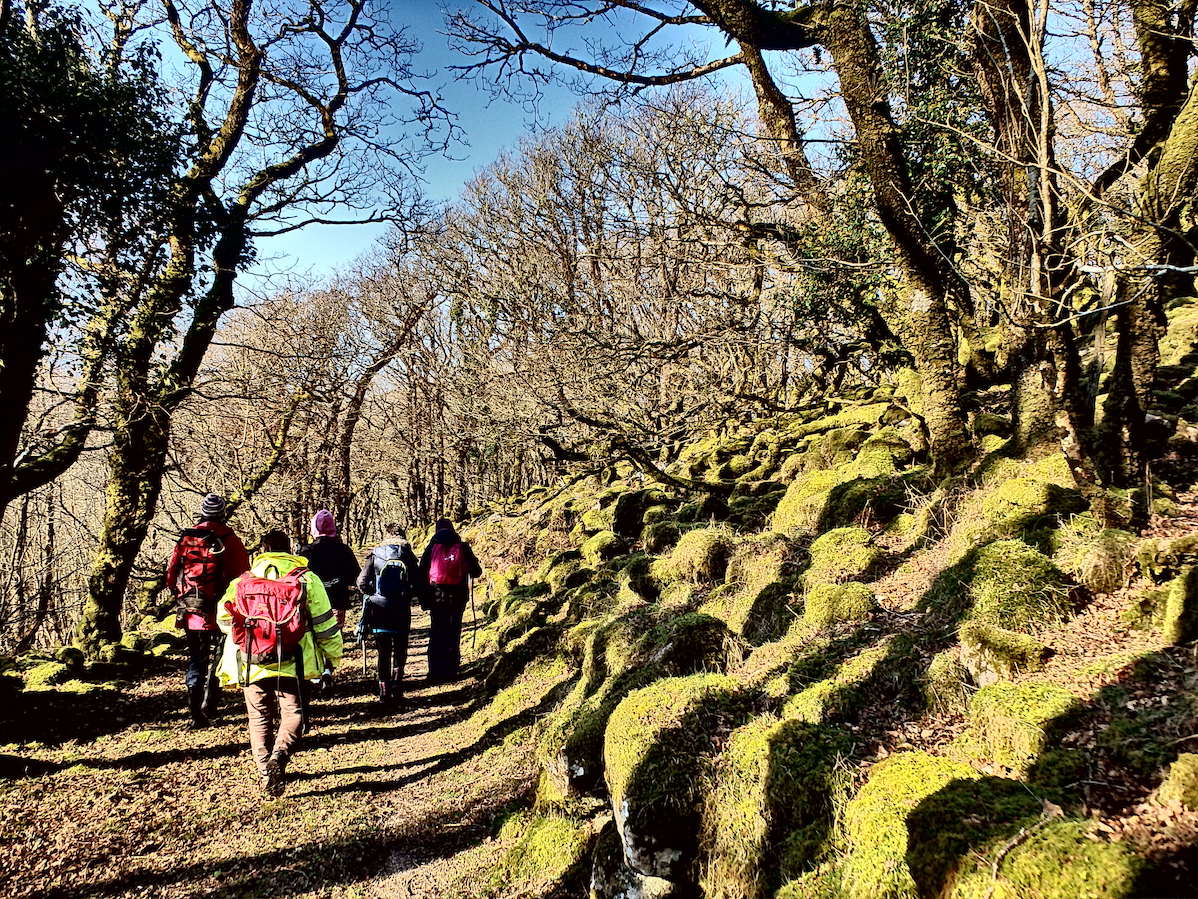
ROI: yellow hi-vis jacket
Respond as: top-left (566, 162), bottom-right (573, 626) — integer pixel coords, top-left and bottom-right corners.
top-left (216, 551), bottom-right (343, 687)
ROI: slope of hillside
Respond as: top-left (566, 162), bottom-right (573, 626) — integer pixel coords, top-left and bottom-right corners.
top-left (448, 315), bottom-right (1198, 898)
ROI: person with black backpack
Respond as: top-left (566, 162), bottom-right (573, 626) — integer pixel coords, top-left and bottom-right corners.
top-left (417, 518), bottom-right (483, 684)
top-left (165, 493), bottom-right (250, 728)
top-left (356, 522), bottom-right (420, 707)
top-left (298, 509), bottom-right (360, 694)
top-left (216, 529), bottom-right (343, 796)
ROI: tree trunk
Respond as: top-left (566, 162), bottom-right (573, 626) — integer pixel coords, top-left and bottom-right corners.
top-left (821, 3), bottom-right (972, 475)
top-left (78, 404), bottom-right (170, 654)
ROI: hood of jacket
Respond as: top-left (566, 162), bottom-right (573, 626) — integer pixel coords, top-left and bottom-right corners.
top-left (429, 527), bottom-right (460, 546)
top-left (249, 551), bottom-right (308, 577)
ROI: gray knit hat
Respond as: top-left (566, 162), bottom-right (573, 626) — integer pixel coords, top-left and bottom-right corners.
top-left (200, 493), bottom-right (227, 520)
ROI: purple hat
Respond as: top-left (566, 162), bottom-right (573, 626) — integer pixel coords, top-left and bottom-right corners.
top-left (311, 509), bottom-right (337, 538)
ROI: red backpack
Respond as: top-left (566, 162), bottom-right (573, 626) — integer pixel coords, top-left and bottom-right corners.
top-left (428, 542), bottom-right (467, 585)
top-left (227, 566), bottom-right (309, 667)
top-left (173, 528), bottom-right (226, 614)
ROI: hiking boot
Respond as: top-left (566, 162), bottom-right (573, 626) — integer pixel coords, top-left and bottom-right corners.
top-left (186, 713), bottom-right (210, 730)
top-left (263, 752), bottom-right (287, 797)
top-left (320, 673), bottom-right (334, 697)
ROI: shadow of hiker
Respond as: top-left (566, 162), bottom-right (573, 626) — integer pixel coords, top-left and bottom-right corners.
top-left (39, 785), bottom-right (506, 899)
top-left (289, 675), bottom-right (577, 800)
top-left (905, 645), bottom-right (1198, 897)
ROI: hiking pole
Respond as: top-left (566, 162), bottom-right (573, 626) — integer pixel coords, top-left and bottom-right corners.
top-left (469, 576), bottom-right (477, 652)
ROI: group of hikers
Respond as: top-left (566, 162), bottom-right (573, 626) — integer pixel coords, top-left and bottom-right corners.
top-left (164, 493), bottom-right (482, 796)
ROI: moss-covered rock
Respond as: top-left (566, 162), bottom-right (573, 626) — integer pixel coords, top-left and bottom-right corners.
top-left (641, 520), bottom-right (681, 554)
top-left (581, 507), bottom-right (615, 535)
top-left (950, 818), bottom-right (1141, 899)
top-left (973, 411), bottom-right (1012, 438)
top-left (491, 810), bottom-right (594, 896)
top-left (924, 647), bottom-right (970, 714)
top-left (604, 674), bottom-right (755, 879)
top-left (582, 530), bottom-right (628, 566)
top-left (783, 638), bottom-right (895, 724)
top-left (841, 752), bottom-right (980, 899)
top-left (948, 465), bottom-right (1085, 560)
top-left (717, 534), bottom-right (802, 644)
top-left (848, 428), bottom-right (913, 478)
top-left (675, 494), bottom-right (729, 524)
top-left (22, 661), bottom-right (71, 688)
top-left (668, 527), bottom-right (734, 584)
top-left (804, 582), bottom-right (876, 630)
top-left (589, 817), bottom-right (679, 899)
top-left (958, 621), bottom-right (1049, 688)
top-left (804, 527), bottom-right (881, 588)
top-left (967, 681), bottom-right (1077, 771)
top-left (55, 646), bottom-right (85, 672)
top-left (771, 469), bottom-right (849, 536)
top-left (700, 719), bottom-right (852, 899)
top-left (1163, 565), bottom-right (1198, 644)
top-left (1052, 516), bottom-right (1136, 594)
top-left (726, 488), bottom-right (788, 531)
top-left (1156, 753), bottom-right (1198, 809)
top-left (963, 540), bottom-right (1072, 633)
top-left (612, 489), bottom-right (673, 540)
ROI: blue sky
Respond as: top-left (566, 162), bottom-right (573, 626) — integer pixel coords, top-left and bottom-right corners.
top-left (252, 0), bottom-right (741, 283)
top-left (254, 2), bottom-right (585, 281)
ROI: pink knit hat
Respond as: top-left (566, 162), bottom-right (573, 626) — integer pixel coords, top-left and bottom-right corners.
top-left (311, 509), bottom-right (337, 537)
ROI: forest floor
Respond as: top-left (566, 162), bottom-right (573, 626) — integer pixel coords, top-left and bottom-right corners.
top-left (0, 610), bottom-right (544, 899)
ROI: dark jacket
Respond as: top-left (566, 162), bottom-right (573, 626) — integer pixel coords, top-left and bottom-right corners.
top-left (299, 535), bottom-right (361, 611)
top-left (357, 536), bottom-right (421, 632)
top-left (417, 526), bottom-right (482, 607)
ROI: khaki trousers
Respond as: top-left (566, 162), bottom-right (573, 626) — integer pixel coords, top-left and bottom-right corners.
top-left (243, 679), bottom-right (303, 775)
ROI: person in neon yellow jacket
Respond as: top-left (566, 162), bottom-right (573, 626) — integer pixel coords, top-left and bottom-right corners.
top-left (216, 530), bottom-right (343, 795)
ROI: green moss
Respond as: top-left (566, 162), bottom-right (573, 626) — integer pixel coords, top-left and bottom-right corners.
top-left (965, 540), bottom-right (1072, 633)
top-left (700, 718), bottom-right (853, 899)
top-left (1159, 296), bottom-right (1198, 367)
top-left (848, 428), bottom-right (913, 478)
top-left (640, 519), bottom-right (681, 554)
top-left (951, 818), bottom-right (1140, 899)
top-left (604, 673), bottom-right (755, 879)
top-left (22, 662), bottom-right (71, 688)
top-left (841, 752), bottom-right (979, 899)
top-left (783, 638), bottom-right (894, 724)
top-left (491, 811), bottom-right (593, 895)
top-left (676, 493), bottom-right (730, 523)
top-left (721, 534), bottom-right (801, 643)
top-left (895, 367), bottom-right (924, 416)
top-left (612, 488), bottom-right (673, 539)
top-left (615, 553), bottom-right (659, 602)
top-left (580, 507), bottom-right (614, 534)
top-left (958, 621), bottom-right (1049, 687)
top-left (771, 469), bottom-right (851, 535)
top-left (967, 682), bottom-right (1078, 771)
top-left (804, 582), bottom-right (876, 630)
top-left (669, 526), bottom-right (734, 583)
top-left (1157, 753), bottom-right (1198, 809)
top-left (641, 612), bottom-right (742, 673)
top-left (805, 527), bottom-right (881, 588)
top-left (727, 488), bottom-right (788, 530)
top-left (1052, 515), bottom-right (1136, 594)
top-left (55, 646), bottom-right (85, 672)
top-left (1163, 566), bottom-right (1198, 644)
top-left (581, 530), bottom-right (626, 566)
top-left (924, 648), bottom-right (970, 714)
top-left (973, 411), bottom-right (1012, 437)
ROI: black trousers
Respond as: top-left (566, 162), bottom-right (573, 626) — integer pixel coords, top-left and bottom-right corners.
top-left (376, 631), bottom-right (409, 684)
top-left (184, 631), bottom-right (221, 715)
top-left (428, 599), bottom-right (467, 681)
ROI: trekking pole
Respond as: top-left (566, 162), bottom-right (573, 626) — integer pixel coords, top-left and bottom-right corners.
top-left (469, 576), bottom-right (477, 652)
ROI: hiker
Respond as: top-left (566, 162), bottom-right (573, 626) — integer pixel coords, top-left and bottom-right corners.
top-left (356, 522), bottom-right (420, 706)
top-left (165, 493), bottom-right (250, 728)
top-left (298, 509), bottom-right (360, 693)
top-left (216, 529), bottom-right (343, 797)
top-left (417, 518), bottom-right (482, 684)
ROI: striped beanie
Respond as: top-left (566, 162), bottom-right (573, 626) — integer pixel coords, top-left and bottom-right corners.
top-left (200, 493), bottom-right (227, 520)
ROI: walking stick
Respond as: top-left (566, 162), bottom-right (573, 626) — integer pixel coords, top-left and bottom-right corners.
top-left (469, 576), bottom-right (477, 652)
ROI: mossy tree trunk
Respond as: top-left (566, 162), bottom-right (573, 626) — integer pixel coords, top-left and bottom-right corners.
top-left (818, 3), bottom-right (972, 476)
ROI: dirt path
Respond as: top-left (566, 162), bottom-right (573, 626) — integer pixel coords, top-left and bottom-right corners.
top-left (0, 609), bottom-right (540, 898)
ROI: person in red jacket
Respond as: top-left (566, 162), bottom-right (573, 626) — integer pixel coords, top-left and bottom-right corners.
top-left (165, 493), bottom-right (250, 727)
